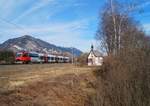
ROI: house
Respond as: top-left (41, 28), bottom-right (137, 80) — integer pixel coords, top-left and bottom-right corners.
top-left (88, 45), bottom-right (103, 66)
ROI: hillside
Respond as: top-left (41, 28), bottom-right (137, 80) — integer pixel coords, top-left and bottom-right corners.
top-left (0, 35), bottom-right (82, 56)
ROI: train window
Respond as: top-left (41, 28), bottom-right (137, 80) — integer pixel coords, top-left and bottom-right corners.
top-left (51, 57), bottom-right (54, 60)
top-left (47, 57), bottom-right (51, 60)
top-left (40, 56), bottom-right (44, 60)
top-left (55, 57), bottom-right (58, 60)
top-left (29, 53), bottom-right (38, 57)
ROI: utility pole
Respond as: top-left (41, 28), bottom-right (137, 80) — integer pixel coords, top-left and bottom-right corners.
top-left (72, 47), bottom-right (74, 64)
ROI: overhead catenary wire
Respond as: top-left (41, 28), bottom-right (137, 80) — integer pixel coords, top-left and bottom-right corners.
top-left (0, 17), bottom-right (26, 33)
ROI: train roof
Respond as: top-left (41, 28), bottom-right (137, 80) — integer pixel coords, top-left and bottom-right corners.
top-left (47, 54), bottom-right (56, 57)
top-left (16, 51), bottom-right (70, 58)
top-left (64, 57), bottom-right (69, 58)
top-left (16, 51), bottom-right (28, 54)
top-left (57, 56), bottom-right (64, 58)
top-left (38, 53), bottom-right (44, 56)
top-left (29, 51), bottom-right (39, 54)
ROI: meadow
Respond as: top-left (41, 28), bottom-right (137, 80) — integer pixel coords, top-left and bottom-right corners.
top-left (0, 64), bottom-right (96, 106)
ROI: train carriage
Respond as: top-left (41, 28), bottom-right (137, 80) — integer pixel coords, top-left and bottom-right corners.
top-left (63, 57), bottom-right (70, 63)
top-left (57, 56), bottom-right (64, 63)
top-left (38, 53), bottom-right (45, 63)
top-left (47, 54), bottom-right (56, 63)
top-left (29, 52), bottom-right (41, 63)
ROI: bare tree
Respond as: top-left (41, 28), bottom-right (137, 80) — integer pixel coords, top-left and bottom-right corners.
top-left (96, 0), bottom-right (144, 55)
top-left (93, 0), bottom-right (150, 106)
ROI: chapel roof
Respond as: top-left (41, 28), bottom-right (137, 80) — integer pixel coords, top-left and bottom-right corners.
top-left (92, 50), bottom-right (103, 57)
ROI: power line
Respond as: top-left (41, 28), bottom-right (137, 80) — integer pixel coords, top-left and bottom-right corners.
top-left (0, 17), bottom-right (25, 31)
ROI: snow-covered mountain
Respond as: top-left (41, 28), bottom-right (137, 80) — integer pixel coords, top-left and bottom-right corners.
top-left (0, 35), bottom-right (82, 56)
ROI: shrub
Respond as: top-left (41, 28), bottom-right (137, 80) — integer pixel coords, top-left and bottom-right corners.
top-left (93, 47), bottom-right (150, 106)
top-left (0, 50), bottom-right (15, 64)
top-left (76, 53), bottom-right (88, 66)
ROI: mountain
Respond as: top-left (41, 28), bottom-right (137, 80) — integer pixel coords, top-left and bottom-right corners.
top-left (0, 35), bottom-right (82, 56)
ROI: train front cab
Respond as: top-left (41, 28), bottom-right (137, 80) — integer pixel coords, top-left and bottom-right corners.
top-left (15, 52), bottom-right (31, 64)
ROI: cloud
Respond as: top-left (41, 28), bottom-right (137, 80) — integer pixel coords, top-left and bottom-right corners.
top-left (132, 1), bottom-right (150, 11)
top-left (0, 0), bottom-right (15, 18)
top-left (137, 1), bottom-right (150, 8)
top-left (13, 0), bottom-right (87, 23)
top-left (13, 0), bottom-right (56, 22)
top-left (0, 0), bottom-right (96, 51)
top-left (0, 0), bottom-right (30, 18)
top-left (0, 19), bottom-right (94, 51)
top-left (143, 23), bottom-right (150, 34)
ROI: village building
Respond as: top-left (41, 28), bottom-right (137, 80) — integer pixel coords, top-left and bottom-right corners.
top-left (88, 45), bottom-right (103, 66)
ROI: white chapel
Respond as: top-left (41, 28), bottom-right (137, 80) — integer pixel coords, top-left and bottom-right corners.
top-left (88, 45), bottom-right (103, 66)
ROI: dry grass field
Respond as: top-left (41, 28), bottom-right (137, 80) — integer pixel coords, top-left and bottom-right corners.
top-left (0, 64), bottom-right (97, 106)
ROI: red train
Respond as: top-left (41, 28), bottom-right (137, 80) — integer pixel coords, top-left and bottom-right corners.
top-left (15, 51), bottom-right (70, 64)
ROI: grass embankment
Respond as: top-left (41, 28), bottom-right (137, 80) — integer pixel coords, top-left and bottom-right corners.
top-left (0, 64), bottom-right (97, 106)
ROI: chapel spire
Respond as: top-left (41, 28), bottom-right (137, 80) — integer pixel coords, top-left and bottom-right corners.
top-left (91, 44), bottom-right (94, 51)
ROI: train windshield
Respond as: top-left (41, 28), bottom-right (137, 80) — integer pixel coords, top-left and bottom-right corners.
top-left (22, 53), bottom-right (28, 57)
top-left (16, 53), bottom-right (22, 57)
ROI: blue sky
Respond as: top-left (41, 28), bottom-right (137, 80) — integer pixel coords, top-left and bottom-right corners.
top-left (0, 0), bottom-right (150, 52)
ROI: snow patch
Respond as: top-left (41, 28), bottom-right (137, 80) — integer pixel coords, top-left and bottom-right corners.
top-left (13, 45), bottom-right (23, 50)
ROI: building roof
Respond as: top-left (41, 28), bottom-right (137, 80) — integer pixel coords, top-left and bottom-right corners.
top-left (88, 50), bottom-right (103, 57)
top-left (88, 45), bottom-right (103, 57)
top-left (92, 50), bottom-right (102, 57)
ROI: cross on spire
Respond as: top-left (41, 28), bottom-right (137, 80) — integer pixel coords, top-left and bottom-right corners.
top-left (91, 44), bottom-right (94, 51)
